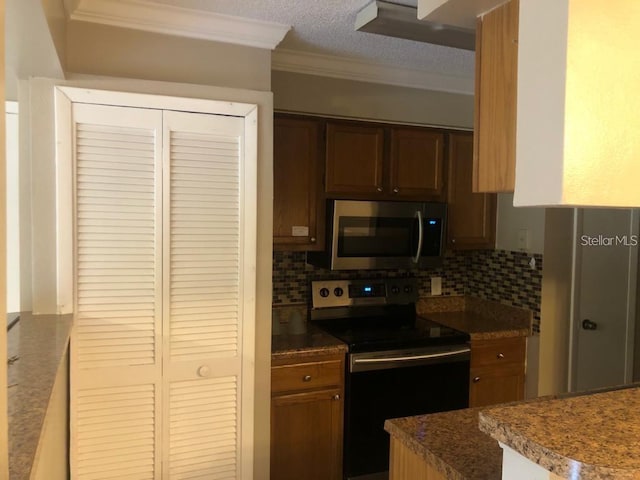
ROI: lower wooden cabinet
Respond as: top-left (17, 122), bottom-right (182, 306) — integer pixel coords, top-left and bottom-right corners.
top-left (469, 336), bottom-right (526, 407)
top-left (271, 353), bottom-right (344, 480)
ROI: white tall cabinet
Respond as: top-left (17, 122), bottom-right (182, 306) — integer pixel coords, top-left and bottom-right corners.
top-left (59, 90), bottom-right (257, 480)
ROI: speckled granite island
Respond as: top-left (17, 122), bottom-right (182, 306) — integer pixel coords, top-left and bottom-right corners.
top-left (8, 313), bottom-right (73, 480)
top-left (385, 408), bottom-right (503, 480)
top-left (479, 386), bottom-right (640, 479)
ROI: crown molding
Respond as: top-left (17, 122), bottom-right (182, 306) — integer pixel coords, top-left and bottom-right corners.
top-left (68, 0), bottom-right (291, 50)
top-left (272, 49), bottom-right (473, 95)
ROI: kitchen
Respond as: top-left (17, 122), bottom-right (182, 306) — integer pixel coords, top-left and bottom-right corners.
top-left (3, 0), bottom-right (640, 479)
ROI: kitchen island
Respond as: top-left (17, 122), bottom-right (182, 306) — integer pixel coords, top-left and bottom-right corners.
top-left (479, 385), bottom-right (640, 479)
top-left (386, 386), bottom-right (640, 480)
top-left (385, 407), bottom-right (503, 480)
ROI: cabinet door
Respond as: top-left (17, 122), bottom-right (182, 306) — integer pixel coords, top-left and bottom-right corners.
top-left (447, 133), bottom-right (496, 249)
top-left (274, 116), bottom-right (324, 251)
top-left (325, 122), bottom-right (385, 195)
top-left (469, 364), bottom-right (525, 408)
top-left (271, 388), bottom-right (343, 480)
top-left (389, 128), bottom-right (444, 199)
top-left (473, 0), bottom-right (519, 192)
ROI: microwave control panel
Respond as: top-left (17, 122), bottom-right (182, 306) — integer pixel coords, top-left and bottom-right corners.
top-left (311, 278), bottom-right (417, 309)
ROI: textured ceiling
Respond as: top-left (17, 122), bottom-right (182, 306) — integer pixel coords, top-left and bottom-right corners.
top-left (148, 0), bottom-right (475, 80)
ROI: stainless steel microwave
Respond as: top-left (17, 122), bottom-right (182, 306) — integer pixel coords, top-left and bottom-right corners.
top-left (307, 200), bottom-right (446, 270)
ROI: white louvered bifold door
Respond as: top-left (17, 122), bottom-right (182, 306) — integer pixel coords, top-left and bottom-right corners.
top-left (71, 103), bottom-right (163, 480)
top-left (162, 110), bottom-right (248, 480)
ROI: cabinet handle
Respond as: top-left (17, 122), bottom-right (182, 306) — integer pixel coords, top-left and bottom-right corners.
top-left (333, 394), bottom-right (341, 401)
top-left (303, 375), bottom-right (312, 382)
top-left (197, 365), bottom-right (211, 378)
top-left (451, 238), bottom-right (456, 244)
top-left (376, 187), bottom-right (383, 192)
top-left (473, 376), bottom-right (480, 383)
top-left (310, 237), bottom-right (316, 243)
top-left (393, 187), bottom-right (399, 193)
top-left (497, 353), bottom-right (505, 359)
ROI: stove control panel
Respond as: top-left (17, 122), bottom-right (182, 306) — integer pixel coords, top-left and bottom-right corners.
top-left (311, 278), bottom-right (418, 309)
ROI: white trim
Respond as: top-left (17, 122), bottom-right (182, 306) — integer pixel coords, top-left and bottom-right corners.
top-left (56, 86), bottom-right (258, 117)
top-left (5, 101), bottom-right (18, 114)
top-left (240, 106), bottom-right (258, 480)
top-left (272, 48), bottom-right (474, 95)
top-left (53, 90), bottom-right (74, 314)
top-left (68, 0), bottom-right (291, 50)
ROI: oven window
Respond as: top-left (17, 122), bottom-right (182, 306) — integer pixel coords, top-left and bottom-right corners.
top-left (337, 216), bottom-right (416, 258)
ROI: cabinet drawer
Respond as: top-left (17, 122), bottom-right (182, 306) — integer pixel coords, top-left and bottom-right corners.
top-left (470, 336), bottom-right (525, 368)
top-left (272, 360), bottom-right (342, 394)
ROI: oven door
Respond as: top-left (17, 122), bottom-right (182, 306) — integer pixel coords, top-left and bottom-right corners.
top-left (330, 200), bottom-right (445, 270)
top-left (343, 346), bottom-right (470, 480)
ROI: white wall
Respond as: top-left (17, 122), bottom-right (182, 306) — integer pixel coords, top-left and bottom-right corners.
top-left (272, 70), bottom-right (474, 129)
top-left (496, 193), bottom-right (546, 254)
top-left (6, 102), bottom-right (19, 313)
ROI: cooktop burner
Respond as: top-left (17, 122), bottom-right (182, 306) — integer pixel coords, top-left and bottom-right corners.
top-left (310, 278), bottom-right (469, 353)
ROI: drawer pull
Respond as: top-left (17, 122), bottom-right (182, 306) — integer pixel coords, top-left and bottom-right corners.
top-left (333, 394), bottom-right (341, 401)
top-left (473, 376), bottom-right (480, 383)
top-left (303, 375), bottom-right (312, 382)
top-left (497, 353), bottom-right (505, 359)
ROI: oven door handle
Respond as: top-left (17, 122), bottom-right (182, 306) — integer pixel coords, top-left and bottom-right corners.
top-left (354, 348), bottom-right (470, 364)
top-left (350, 347), bottom-right (470, 372)
top-left (412, 210), bottom-right (424, 264)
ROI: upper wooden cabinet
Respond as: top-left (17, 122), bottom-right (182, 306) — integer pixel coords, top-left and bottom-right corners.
top-left (390, 128), bottom-right (444, 198)
top-left (326, 121), bottom-right (445, 200)
top-left (473, 0), bottom-right (519, 193)
top-left (325, 122), bottom-right (385, 195)
top-left (273, 115), bottom-right (325, 251)
top-left (447, 133), bottom-right (496, 250)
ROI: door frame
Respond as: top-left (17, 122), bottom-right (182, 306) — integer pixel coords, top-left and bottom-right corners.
top-left (55, 86), bottom-right (259, 479)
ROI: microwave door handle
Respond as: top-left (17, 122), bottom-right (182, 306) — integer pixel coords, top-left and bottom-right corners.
top-left (412, 210), bottom-right (424, 263)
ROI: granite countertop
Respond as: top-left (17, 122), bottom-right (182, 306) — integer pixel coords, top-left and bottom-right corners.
top-left (8, 312), bottom-right (73, 480)
top-left (385, 408), bottom-right (503, 480)
top-left (272, 325), bottom-right (348, 361)
top-left (479, 386), bottom-right (640, 479)
top-left (417, 296), bottom-right (532, 340)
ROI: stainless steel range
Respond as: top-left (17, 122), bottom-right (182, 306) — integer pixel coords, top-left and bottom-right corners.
top-left (310, 278), bottom-right (470, 480)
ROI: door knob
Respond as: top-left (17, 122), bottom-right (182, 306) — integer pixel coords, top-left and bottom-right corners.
top-left (393, 187), bottom-right (399, 193)
top-left (582, 319), bottom-right (598, 330)
top-left (376, 187), bottom-right (383, 192)
top-left (197, 365), bottom-right (211, 377)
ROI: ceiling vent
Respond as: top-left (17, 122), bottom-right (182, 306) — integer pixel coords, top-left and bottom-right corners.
top-left (355, 0), bottom-right (475, 51)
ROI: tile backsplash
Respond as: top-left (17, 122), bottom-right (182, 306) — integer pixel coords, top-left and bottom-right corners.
top-left (273, 249), bottom-right (543, 333)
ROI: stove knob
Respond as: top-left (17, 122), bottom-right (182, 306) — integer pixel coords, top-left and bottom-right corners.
top-left (403, 285), bottom-right (413, 294)
top-left (391, 285), bottom-right (400, 294)
top-left (334, 287), bottom-right (344, 297)
top-left (319, 288), bottom-right (330, 298)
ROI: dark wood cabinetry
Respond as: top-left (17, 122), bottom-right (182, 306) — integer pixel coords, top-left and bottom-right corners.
top-left (325, 121), bottom-right (444, 200)
top-left (469, 336), bottom-right (526, 408)
top-left (447, 133), bottom-right (497, 249)
top-left (273, 115), bottom-right (325, 251)
top-left (271, 353), bottom-right (344, 480)
top-left (390, 127), bottom-right (444, 198)
top-left (325, 122), bottom-right (385, 195)
top-left (273, 114), bottom-right (497, 251)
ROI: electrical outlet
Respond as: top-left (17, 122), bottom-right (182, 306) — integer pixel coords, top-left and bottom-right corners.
top-left (431, 277), bottom-right (442, 296)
